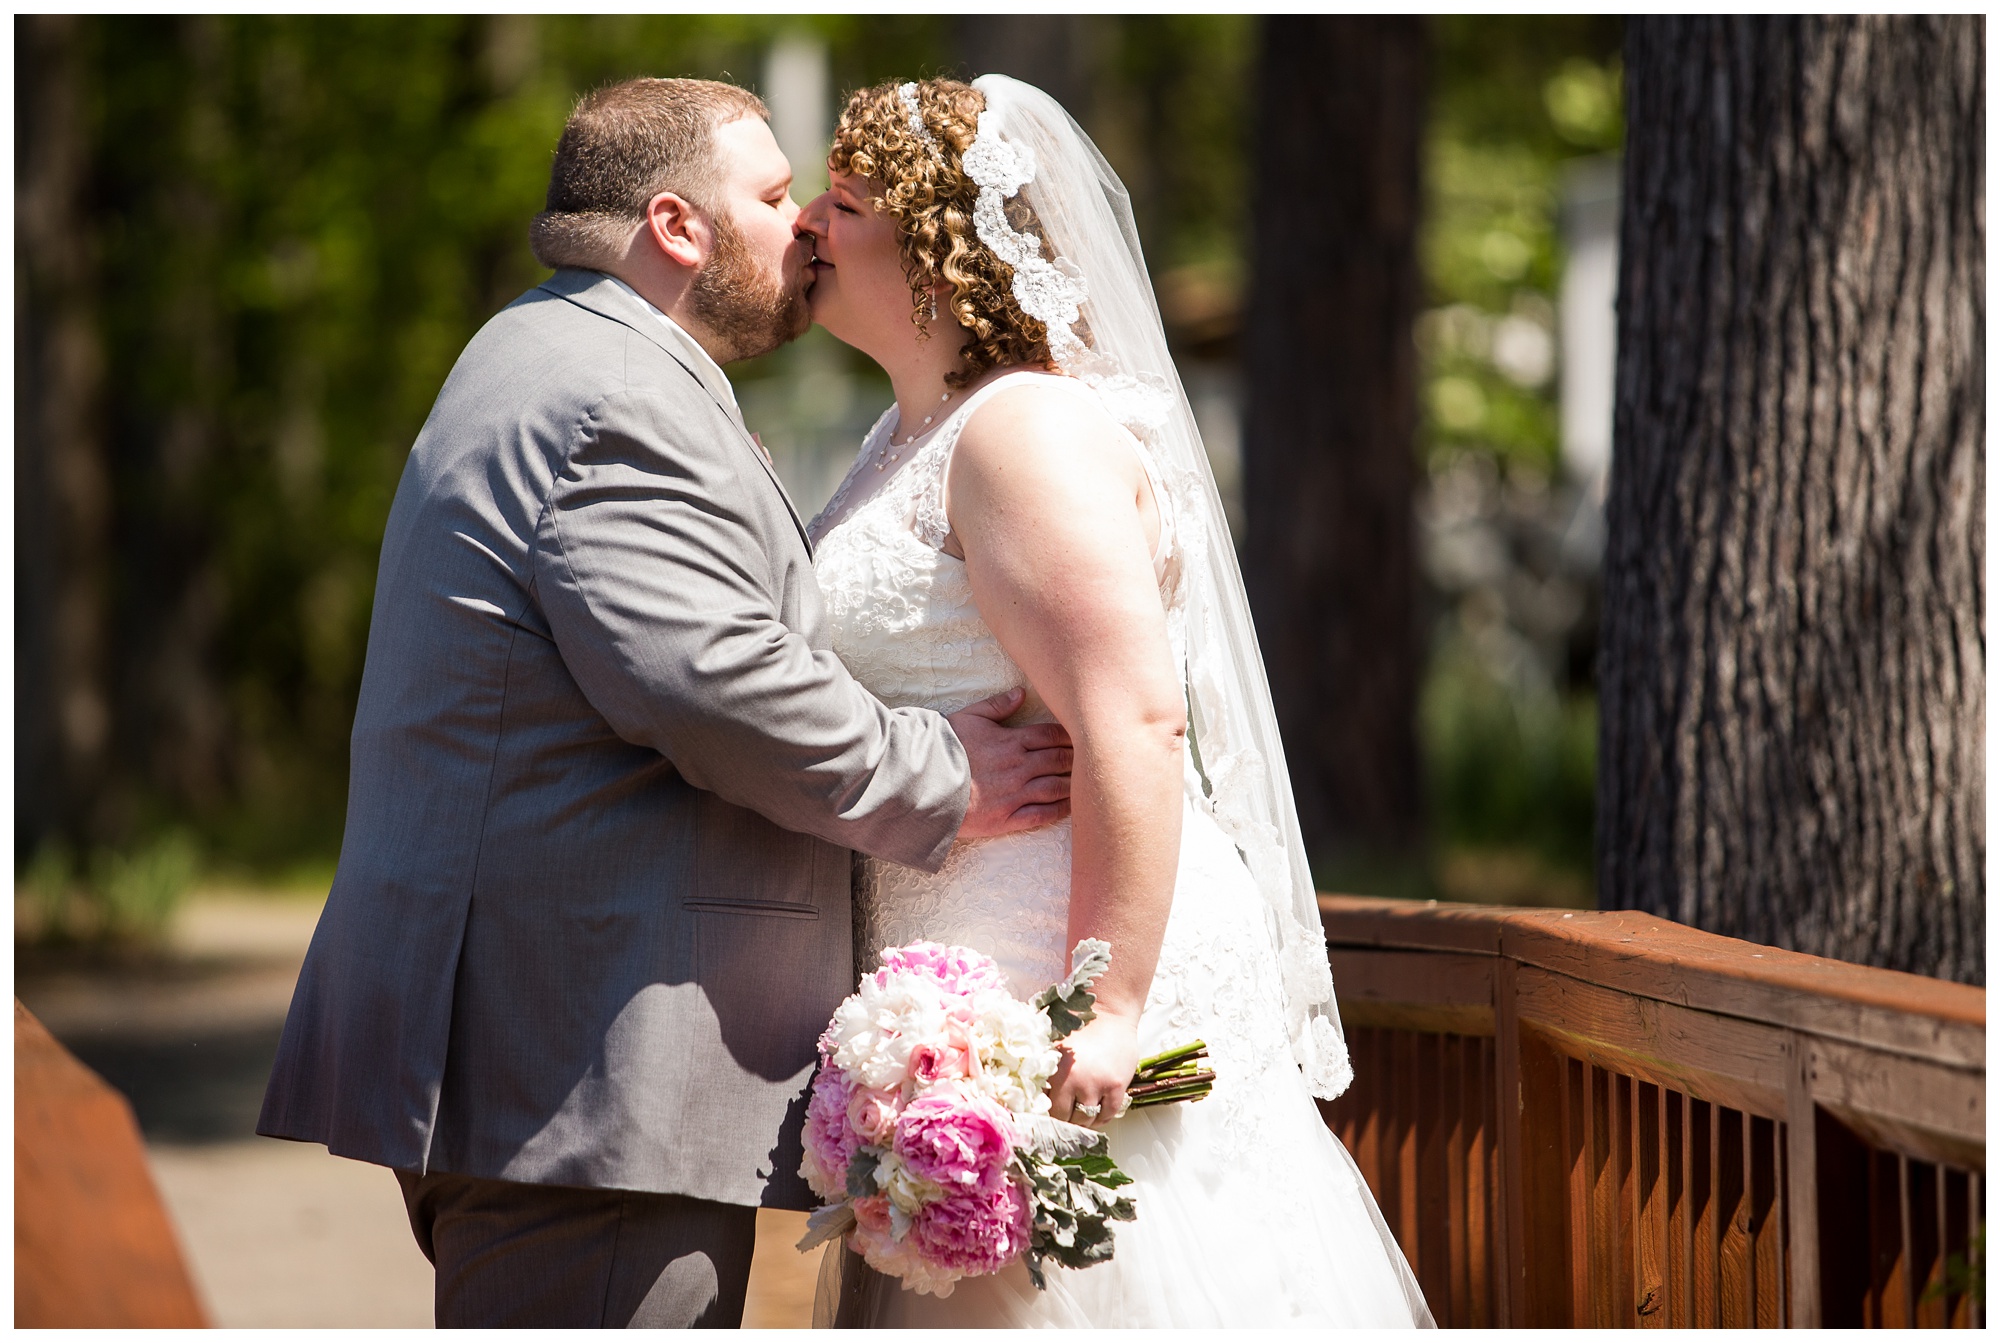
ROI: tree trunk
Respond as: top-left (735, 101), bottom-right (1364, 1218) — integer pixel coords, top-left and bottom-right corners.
top-left (1243, 16), bottom-right (1427, 873)
top-left (1601, 17), bottom-right (1984, 982)
top-left (954, 16), bottom-right (1107, 130)
top-left (15, 14), bottom-right (112, 856)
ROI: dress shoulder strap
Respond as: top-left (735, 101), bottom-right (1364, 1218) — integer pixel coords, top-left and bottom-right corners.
top-left (910, 369), bottom-right (1054, 550)
top-left (911, 372), bottom-right (1176, 579)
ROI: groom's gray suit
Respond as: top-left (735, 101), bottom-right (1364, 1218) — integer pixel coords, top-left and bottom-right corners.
top-left (259, 270), bottom-right (968, 1237)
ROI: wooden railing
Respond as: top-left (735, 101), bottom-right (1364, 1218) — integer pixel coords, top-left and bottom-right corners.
top-left (1317, 896), bottom-right (1985, 1328)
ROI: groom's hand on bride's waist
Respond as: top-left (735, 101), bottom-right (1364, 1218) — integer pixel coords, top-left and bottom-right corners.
top-left (949, 688), bottom-right (1074, 838)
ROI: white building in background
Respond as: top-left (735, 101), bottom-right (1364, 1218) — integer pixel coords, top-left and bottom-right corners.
top-left (764, 32), bottom-right (829, 201)
top-left (746, 33), bottom-right (887, 518)
top-left (1559, 155), bottom-right (1620, 496)
top-left (1556, 154), bottom-right (1620, 575)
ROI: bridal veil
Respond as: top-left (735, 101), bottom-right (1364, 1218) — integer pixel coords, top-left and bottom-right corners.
top-left (965, 74), bottom-right (1353, 1100)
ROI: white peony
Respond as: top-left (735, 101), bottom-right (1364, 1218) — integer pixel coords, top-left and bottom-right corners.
top-left (964, 987), bottom-right (1059, 1114)
top-left (829, 971), bottom-right (952, 1091)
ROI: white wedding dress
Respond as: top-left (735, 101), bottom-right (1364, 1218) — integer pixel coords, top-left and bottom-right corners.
top-left (807, 370), bottom-right (1434, 1328)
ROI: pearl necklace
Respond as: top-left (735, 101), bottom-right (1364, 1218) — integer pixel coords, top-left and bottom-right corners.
top-left (875, 389), bottom-right (953, 471)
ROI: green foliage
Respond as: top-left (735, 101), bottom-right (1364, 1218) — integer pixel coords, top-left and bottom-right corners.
top-left (1032, 937), bottom-right (1111, 1039)
top-left (1922, 1224), bottom-right (1984, 1310)
top-left (1419, 17), bottom-right (1622, 476)
top-left (16, 831), bottom-right (201, 943)
top-left (1019, 1140), bottom-right (1137, 1288)
top-left (1421, 643), bottom-right (1597, 878)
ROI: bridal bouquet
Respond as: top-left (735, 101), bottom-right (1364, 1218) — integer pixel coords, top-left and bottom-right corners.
top-left (796, 938), bottom-right (1213, 1296)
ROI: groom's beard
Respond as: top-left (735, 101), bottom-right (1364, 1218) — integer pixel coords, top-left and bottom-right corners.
top-left (688, 215), bottom-right (810, 364)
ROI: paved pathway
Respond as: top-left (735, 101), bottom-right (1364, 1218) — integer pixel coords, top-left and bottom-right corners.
top-left (17, 891), bottom-right (821, 1328)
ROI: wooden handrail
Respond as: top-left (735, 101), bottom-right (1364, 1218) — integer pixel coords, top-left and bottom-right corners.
top-left (1316, 895), bottom-right (1985, 1329)
top-left (15, 1001), bottom-right (208, 1326)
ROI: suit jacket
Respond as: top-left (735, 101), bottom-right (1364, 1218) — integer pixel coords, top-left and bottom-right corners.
top-left (258, 269), bottom-right (968, 1208)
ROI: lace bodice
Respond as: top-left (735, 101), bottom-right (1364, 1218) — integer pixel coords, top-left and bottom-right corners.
top-left (806, 370), bottom-right (1305, 1141)
top-left (809, 370), bottom-right (1181, 729)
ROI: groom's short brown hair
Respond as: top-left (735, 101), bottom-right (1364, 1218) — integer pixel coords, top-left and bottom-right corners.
top-left (530, 77), bottom-right (769, 271)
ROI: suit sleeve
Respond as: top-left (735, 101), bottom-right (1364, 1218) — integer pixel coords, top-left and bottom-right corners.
top-left (533, 385), bottom-right (968, 872)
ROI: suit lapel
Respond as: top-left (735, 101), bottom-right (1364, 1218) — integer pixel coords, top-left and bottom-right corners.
top-left (539, 269), bottom-right (815, 554)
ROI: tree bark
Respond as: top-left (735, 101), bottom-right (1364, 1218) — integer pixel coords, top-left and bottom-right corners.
top-left (1243, 16), bottom-right (1427, 871)
top-left (15, 14), bottom-right (112, 855)
top-left (1601, 17), bottom-right (1984, 982)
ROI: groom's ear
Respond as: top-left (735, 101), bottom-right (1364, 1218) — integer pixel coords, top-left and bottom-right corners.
top-left (641, 191), bottom-right (712, 270)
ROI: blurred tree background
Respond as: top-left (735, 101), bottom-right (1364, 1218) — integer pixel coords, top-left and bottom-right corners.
top-left (15, 14), bottom-right (1622, 935)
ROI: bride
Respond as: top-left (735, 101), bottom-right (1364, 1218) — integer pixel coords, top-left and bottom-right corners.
top-left (795, 74), bottom-right (1433, 1328)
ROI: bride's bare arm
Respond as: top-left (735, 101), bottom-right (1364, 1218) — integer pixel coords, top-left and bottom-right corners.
top-left (946, 383), bottom-right (1181, 1124)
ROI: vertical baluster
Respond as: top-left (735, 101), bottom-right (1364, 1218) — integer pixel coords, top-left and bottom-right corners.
top-left (1865, 1143), bottom-right (1883, 1326)
top-left (1750, 1115), bottom-right (1784, 1326)
top-left (1898, 1153), bottom-right (1915, 1328)
top-left (1563, 1058), bottom-right (1587, 1325)
top-left (1418, 1031), bottom-right (1446, 1316)
top-left (1666, 1090), bottom-right (1688, 1327)
top-left (1707, 1102), bottom-right (1724, 1326)
top-left (1774, 1115), bottom-right (1789, 1326)
top-left (1933, 1160), bottom-right (1950, 1329)
top-left (1603, 1067), bottom-right (1622, 1327)
top-left (1472, 1039), bottom-right (1488, 1319)
top-left (1633, 1081), bottom-right (1664, 1325)
top-left (1743, 1114), bottom-right (1757, 1323)
top-left (1717, 1107), bottom-right (1748, 1324)
top-left (1688, 1099), bottom-right (1708, 1326)
top-left (1911, 1154), bottom-right (1944, 1329)
top-left (1396, 1028), bottom-right (1419, 1278)
top-left (1456, 1031), bottom-right (1472, 1327)
top-left (1592, 1063), bottom-right (1624, 1327)
top-left (1960, 1167), bottom-right (1976, 1327)
top-left (1354, 1030), bottom-right (1383, 1213)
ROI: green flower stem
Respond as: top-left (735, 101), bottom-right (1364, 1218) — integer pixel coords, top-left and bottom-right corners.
top-left (1127, 1069), bottom-right (1217, 1104)
top-left (1128, 1081), bottom-right (1214, 1108)
top-left (1133, 1040), bottom-right (1208, 1075)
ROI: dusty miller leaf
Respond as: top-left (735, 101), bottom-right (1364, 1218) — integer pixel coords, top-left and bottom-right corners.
top-left (795, 1201), bottom-right (856, 1253)
top-left (1033, 938), bottom-right (1112, 1039)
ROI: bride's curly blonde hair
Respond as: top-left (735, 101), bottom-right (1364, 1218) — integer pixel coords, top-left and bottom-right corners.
top-left (828, 78), bottom-right (1054, 388)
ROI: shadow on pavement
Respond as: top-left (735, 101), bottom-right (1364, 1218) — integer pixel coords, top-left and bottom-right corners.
top-left (61, 1024), bottom-right (287, 1144)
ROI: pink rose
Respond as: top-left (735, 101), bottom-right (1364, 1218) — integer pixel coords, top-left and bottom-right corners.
top-left (851, 1194), bottom-right (892, 1235)
top-left (800, 1067), bottom-right (860, 1200)
top-left (906, 1041), bottom-right (972, 1089)
top-left (910, 1180), bottom-right (1033, 1277)
top-left (846, 1085), bottom-right (903, 1144)
top-left (893, 1084), bottom-right (1015, 1194)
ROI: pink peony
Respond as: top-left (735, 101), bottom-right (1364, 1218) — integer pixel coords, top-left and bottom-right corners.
top-left (800, 1066), bottom-right (860, 1200)
top-left (893, 1084), bottom-right (1016, 1195)
top-left (846, 1085), bottom-right (903, 1144)
top-left (870, 941), bottom-right (1007, 996)
top-left (910, 1180), bottom-right (1034, 1277)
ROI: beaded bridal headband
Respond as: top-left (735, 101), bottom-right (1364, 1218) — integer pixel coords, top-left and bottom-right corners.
top-left (897, 81), bottom-right (1087, 365)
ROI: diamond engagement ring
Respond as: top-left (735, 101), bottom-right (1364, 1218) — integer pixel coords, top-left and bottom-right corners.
top-left (1075, 1102), bottom-right (1102, 1120)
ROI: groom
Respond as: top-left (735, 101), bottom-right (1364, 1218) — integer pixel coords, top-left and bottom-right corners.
top-left (258, 78), bottom-right (1071, 1327)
